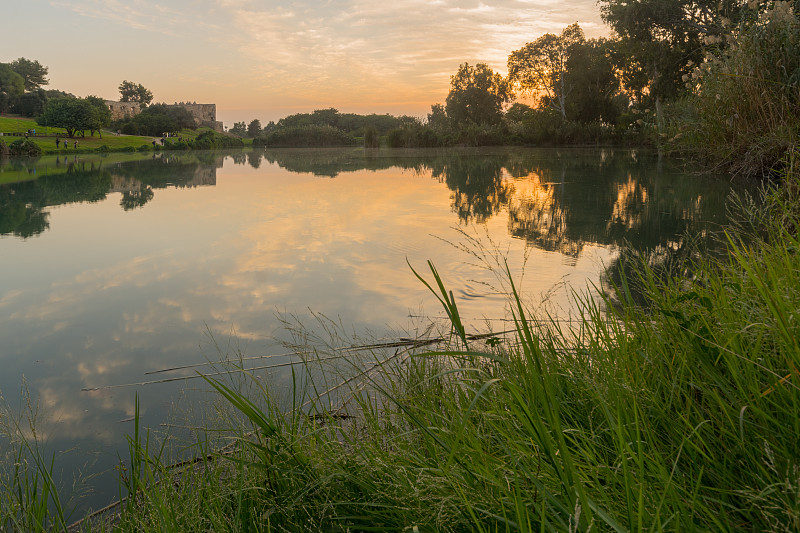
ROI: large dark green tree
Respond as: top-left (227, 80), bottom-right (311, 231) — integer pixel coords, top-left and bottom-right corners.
top-left (0, 64), bottom-right (25, 113)
top-left (14, 89), bottom-right (48, 117)
top-left (37, 97), bottom-right (106, 137)
top-left (445, 63), bottom-right (512, 126)
top-left (229, 121), bottom-right (247, 137)
top-left (118, 80), bottom-right (153, 106)
top-left (599, 0), bottom-right (757, 125)
top-left (247, 119), bottom-right (262, 138)
top-left (9, 57), bottom-right (49, 91)
top-left (85, 95), bottom-right (112, 136)
top-left (564, 38), bottom-right (622, 123)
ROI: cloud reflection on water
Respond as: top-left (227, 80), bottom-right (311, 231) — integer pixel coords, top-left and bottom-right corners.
top-left (0, 148), bottom-right (738, 512)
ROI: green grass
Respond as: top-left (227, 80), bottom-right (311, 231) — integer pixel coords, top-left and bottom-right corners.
top-left (1, 115), bottom-right (155, 154)
top-left (3, 154), bottom-right (800, 531)
top-left (0, 115), bottom-right (236, 155)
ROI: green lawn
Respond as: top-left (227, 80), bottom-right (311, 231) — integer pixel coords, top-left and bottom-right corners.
top-left (1, 115), bottom-right (158, 153)
top-left (2, 116), bottom-right (251, 153)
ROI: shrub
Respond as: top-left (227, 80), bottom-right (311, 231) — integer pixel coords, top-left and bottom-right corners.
top-left (137, 144), bottom-right (151, 152)
top-left (668, 2), bottom-right (800, 176)
top-left (163, 140), bottom-right (190, 151)
top-left (386, 124), bottom-right (445, 148)
top-left (364, 126), bottom-right (379, 148)
top-left (453, 123), bottom-right (505, 147)
top-left (253, 125), bottom-right (357, 148)
top-left (7, 139), bottom-right (42, 157)
top-left (189, 130), bottom-right (244, 150)
top-left (119, 146), bottom-right (136, 153)
top-left (98, 144), bottom-right (110, 153)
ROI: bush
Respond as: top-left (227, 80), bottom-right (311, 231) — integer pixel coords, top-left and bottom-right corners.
top-left (0, 139), bottom-right (7, 156)
top-left (386, 124), bottom-right (445, 148)
top-left (98, 144), bottom-right (110, 152)
top-left (137, 144), bottom-right (151, 152)
top-left (364, 126), bottom-right (379, 148)
top-left (453, 123), bottom-right (506, 147)
top-left (163, 140), bottom-right (190, 151)
top-left (119, 146), bottom-right (136, 152)
top-left (253, 125), bottom-right (357, 148)
top-left (188, 130), bottom-right (243, 150)
top-left (668, 2), bottom-right (800, 176)
top-left (7, 139), bottom-right (42, 157)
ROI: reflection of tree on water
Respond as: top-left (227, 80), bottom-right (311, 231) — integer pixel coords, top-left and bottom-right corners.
top-left (428, 156), bottom-right (512, 223)
top-left (156, 149), bottom-right (740, 262)
top-left (503, 151), bottom-right (734, 259)
top-left (120, 184), bottom-right (155, 211)
top-left (262, 147), bottom-right (737, 260)
top-left (247, 151), bottom-right (262, 169)
top-left (0, 159), bottom-right (112, 238)
top-left (0, 154), bottom-right (218, 238)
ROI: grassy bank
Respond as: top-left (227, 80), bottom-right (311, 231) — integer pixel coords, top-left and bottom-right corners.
top-left (3, 157), bottom-right (799, 530)
top-left (1, 116), bottom-right (243, 155)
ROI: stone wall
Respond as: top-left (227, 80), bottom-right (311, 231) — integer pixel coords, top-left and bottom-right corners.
top-left (106, 101), bottom-right (141, 121)
top-left (169, 103), bottom-right (223, 132)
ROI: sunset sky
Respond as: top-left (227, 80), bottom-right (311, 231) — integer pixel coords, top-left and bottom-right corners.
top-left (2, 0), bottom-right (608, 126)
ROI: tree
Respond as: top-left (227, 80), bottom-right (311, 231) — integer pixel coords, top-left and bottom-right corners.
top-left (9, 58), bottom-right (49, 91)
top-left (0, 64), bottom-right (25, 113)
top-left (563, 38), bottom-right (622, 124)
top-left (598, 0), bottom-right (754, 125)
top-left (85, 95), bottom-right (112, 137)
top-left (119, 80), bottom-right (153, 106)
top-left (37, 97), bottom-right (100, 137)
top-left (507, 24), bottom-right (586, 120)
top-left (504, 103), bottom-right (534, 123)
top-left (247, 119), bottom-right (262, 138)
top-left (426, 104), bottom-right (451, 132)
top-left (113, 104), bottom-right (196, 136)
top-left (229, 121), bottom-right (247, 137)
top-left (445, 63), bottom-right (512, 126)
top-left (14, 89), bottom-right (48, 117)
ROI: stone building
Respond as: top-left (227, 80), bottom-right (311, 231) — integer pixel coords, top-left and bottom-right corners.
top-left (106, 100), bottom-right (141, 120)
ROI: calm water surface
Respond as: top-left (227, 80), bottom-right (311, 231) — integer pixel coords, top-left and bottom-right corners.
top-left (0, 147), bottom-right (740, 512)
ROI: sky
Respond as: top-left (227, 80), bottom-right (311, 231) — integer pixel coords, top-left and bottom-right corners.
top-left (1, 0), bottom-right (608, 127)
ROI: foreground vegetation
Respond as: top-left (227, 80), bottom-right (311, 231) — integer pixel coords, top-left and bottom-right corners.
top-left (1, 149), bottom-right (797, 530)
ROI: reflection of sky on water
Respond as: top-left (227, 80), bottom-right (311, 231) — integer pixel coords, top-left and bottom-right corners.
top-left (0, 149), bottom-right (736, 512)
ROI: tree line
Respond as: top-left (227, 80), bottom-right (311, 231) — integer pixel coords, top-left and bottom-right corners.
top-left (4, 0), bottom-right (798, 175)
top-left (245, 0), bottom-right (797, 177)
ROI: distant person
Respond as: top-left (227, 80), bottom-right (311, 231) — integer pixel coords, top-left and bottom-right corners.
top-left (55, 138), bottom-right (60, 148)
top-left (74, 141), bottom-right (78, 149)
top-left (152, 140), bottom-right (156, 148)
top-left (63, 140), bottom-right (68, 149)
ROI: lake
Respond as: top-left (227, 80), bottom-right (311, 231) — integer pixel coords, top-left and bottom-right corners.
top-left (0, 147), bottom-right (741, 514)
